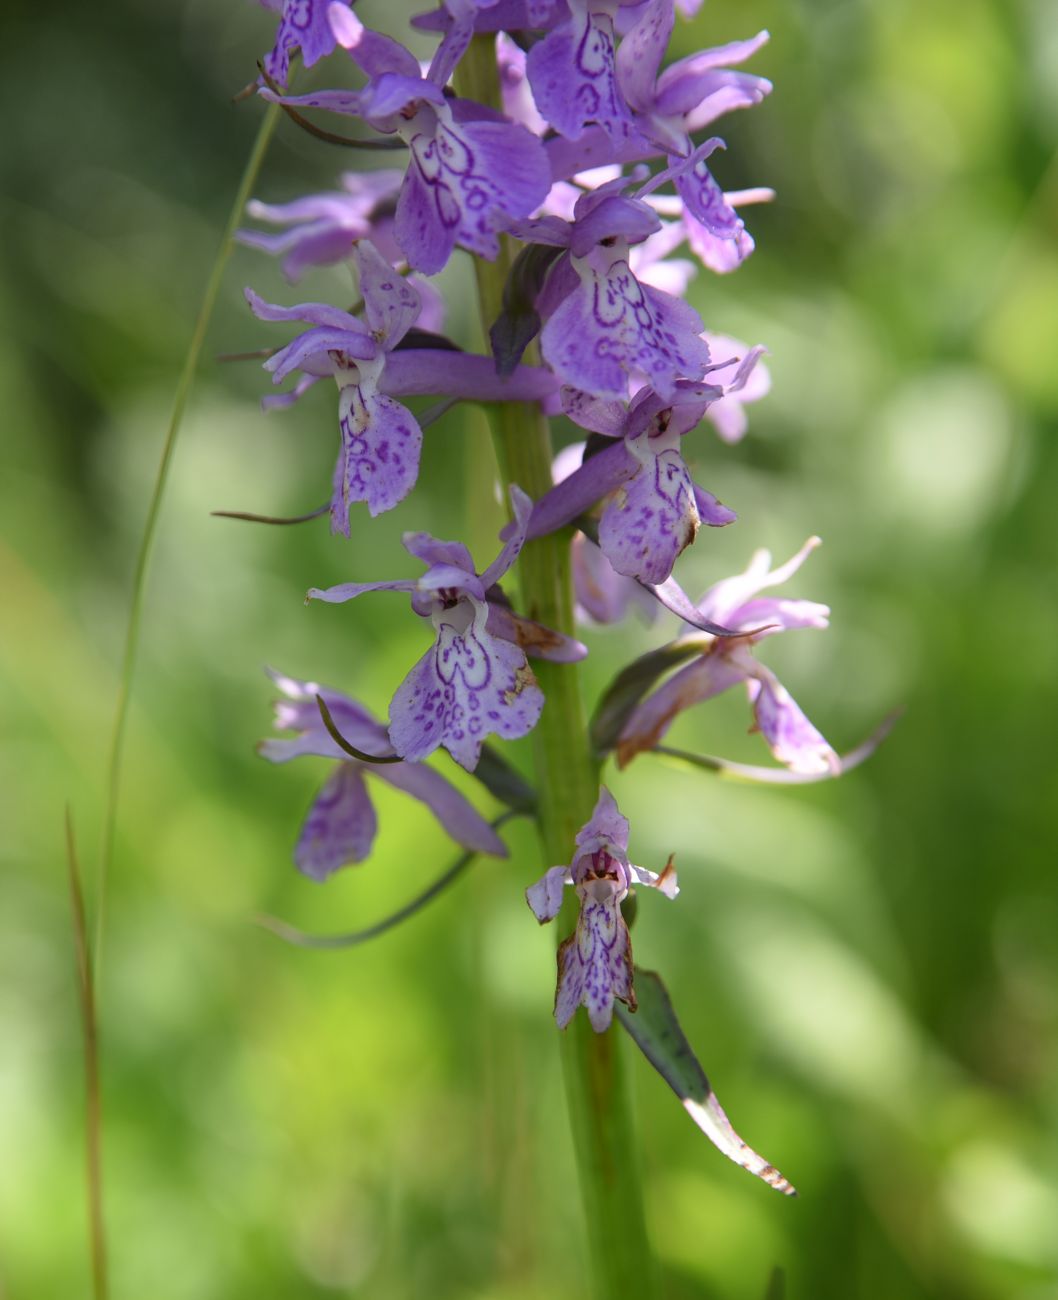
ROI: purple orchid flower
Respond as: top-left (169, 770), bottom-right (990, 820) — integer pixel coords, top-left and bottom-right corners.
top-left (526, 787), bottom-right (677, 1031)
top-left (515, 181), bottom-right (711, 399)
top-left (617, 538), bottom-right (840, 775)
top-left (247, 240), bottom-right (558, 529)
top-left (257, 0), bottom-right (352, 86)
top-left (544, 26), bottom-right (771, 185)
top-left (237, 170), bottom-right (405, 282)
top-left (632, 184), bottom-right (775, 284)
top-left (523, 352), bottom-right (764, 586)
top-left (698, 333), bottom-right (771, 444)
top-left (526, 0), bottom-right (636, 144)
top-left (262, 7), bottom-right (551, 274)
top-left (259, 670), bottom-right (508, 879)
top-left (552, 442), bottom-right (655, 624)
top-left (307, 487), bottom-right (585, 771)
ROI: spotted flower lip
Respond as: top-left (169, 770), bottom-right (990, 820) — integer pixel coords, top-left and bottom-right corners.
top-left (246, 240), bottom-right (559, 528)
top-left (307, 487), bottom-right (584, 771)
top-left (517, 359), bottom-right (762, 588)
top-left (260, 8), bottom-right (552, 274)
top-left (259, 669), bottom-right (509, 879)
top-left (543, 27), bottom-right (771, 182)
top-left (616, 539), bottom-right (840, 774)
top-left (517, 184), bottom-right (712, 401)
top-left (526, 787), bottom-right (677, 1031)
top-left (526, 0), bottom-right (635, 145)
top-left (257, 0), bottom-right (353, 87)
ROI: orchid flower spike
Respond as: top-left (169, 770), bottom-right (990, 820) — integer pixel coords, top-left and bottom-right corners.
top-left (526, 787), bottom-right (678, 1031)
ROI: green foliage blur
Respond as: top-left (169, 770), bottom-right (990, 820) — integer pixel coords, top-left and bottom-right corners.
top-left (2, 0), bottom-right (1057, 1295)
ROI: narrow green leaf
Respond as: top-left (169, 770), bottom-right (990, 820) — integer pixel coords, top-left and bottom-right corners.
top-left (589, 636), bottom-right (714, 757)
top-left (616, 969), bottom-right (797, 1196)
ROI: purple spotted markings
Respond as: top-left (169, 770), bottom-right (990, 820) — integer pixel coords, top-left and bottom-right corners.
top-left (307, 487), bottom-right (583, 771)
top-left (258, 0), bottom-right (352, 86)
top-left (542, 246), bottom-right (710, 399)
top-left (527, 0), bottom-right (633, 142)
top-left (526, 787), bottom-right (678, 1031)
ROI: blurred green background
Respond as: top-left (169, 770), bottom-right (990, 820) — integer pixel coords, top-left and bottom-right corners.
top-left (2, 0), bottom-right (1057, 1296)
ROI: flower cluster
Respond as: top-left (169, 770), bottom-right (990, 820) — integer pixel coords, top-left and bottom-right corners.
top-left (242, 0), bottom-right (877, 1039)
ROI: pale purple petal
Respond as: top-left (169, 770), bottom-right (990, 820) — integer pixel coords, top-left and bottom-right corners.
top-left (527, 3), bottom-right (633, 143)
top-left (264, 327), bottom-right (377, 383)
top-left (526, 864), bottom-right (571, 922)
top-left (402, 533), bottom-right (476, 572)
top-left (574, 786), bottom-right (630, 858)
top-left (399, 117), bottom-right (550, 273)
top-left (427, 16), bottom-right (474, 86)
top-left (598, 431), bottom-right (699, 584)
top-left (353, 241), bottom-right (421, 346)
top-left (630, 858), bottom-right (679, 898)
top-left (259, 87), bottom-right (366, 116)
top-left (364, 73), bottom-right (446, 123)
top-left (561, 388), bottom-right (628, 436)
top-left (376, 761), bottom-right (509, 855)
top-left (259, 669), bottom-right (392, 762)
top-left (734, 597), bottom-right (830, 634)
top-left (747, 669), bottom-right (839, 776)
top-left (331, 387), bottom-right (423, 528)
top-left (261, 373), bottom-right (323, 410)
top-left (554, 929), bottom-right (588, 1028)
top-left (616, 0), bottom-right (674, 112)
top-left (654, 32), bottom-right (771, 119)
top-left (557, 889), bottom-right (634, 1031)
top-left (329, 5), bottom-right (423, 78)
top-left (685, 214), bottom-right (756, 276)
top-left (295, 763), bottom-right (377, 880)
top-left (700, 332), bottom-right (771, 442)
top-left (245, 287), bottom-right (366, 334)
top-left (479, 485), bottom-right (533, 589)
top-left (694, 484), bottom-right (738, 527)
top-left (394, 154), bottom-right (459, 275)
top-left (675, 154), bottom-right (745, 240)
top-left (388, 606), bottom-right (544, 770)
top-left (568, 193), bottom-right (660, 258)
top-left (541, 256), bottom-right (710, 399)
top-left (410, 275), bottom-right (446, 333)
top-left (678, 73), bottom-right (773, 132)
top-left (571, 532), bottom-right (645, 624)
top-left (262, 0), bottom-right (352, 85)
top-left (307, 578), bottom-right (419, 603)
top-left (698, 537), bottom-right (822, 629)
top-left (498, 31), bottom-right (549, 134)
top-left (616, 651), bottom-right (751, 763)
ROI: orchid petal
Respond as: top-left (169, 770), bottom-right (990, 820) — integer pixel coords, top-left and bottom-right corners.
top-left (526, 864), bottom-right (571, 923)
top-left (331, 387), bottom-right (423, 529)
top-left (295, 764), bottom-right (378, 880)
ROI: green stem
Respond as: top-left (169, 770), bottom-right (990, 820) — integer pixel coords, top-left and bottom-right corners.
top-left (458, 38), bottom-right (656, 1299)
top-left (96, 98), bottom-right (282, 959)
